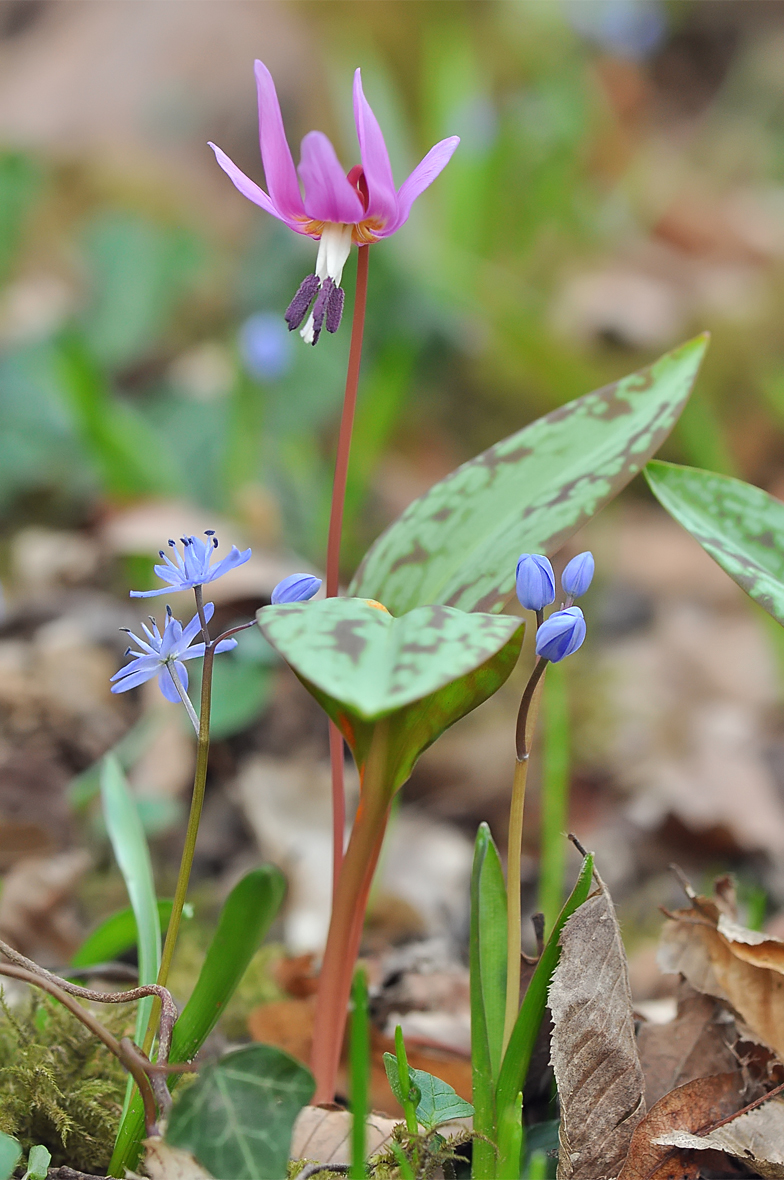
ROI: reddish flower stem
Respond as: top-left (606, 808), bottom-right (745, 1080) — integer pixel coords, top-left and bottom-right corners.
top-left (312, 719), bottom-right (390, 1103)
top-left (325, 244), bottom-right (370, 898)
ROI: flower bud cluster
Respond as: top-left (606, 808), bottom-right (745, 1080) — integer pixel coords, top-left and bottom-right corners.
top-left (515, 549), bottom-right (595, 663)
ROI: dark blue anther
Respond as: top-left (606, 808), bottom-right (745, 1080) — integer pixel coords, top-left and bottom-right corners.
top-left (285, 273), bottom-right (320, 331)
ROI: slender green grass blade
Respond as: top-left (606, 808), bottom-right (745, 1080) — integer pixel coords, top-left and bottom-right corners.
top-left (109, 864), bottom-right (286, 1177)
top-left (495, 855), bottom-right (594, 1130)
top-left (349, 970), bottom-right (370, 1180)
top-left (470, 823), bottom-right (497, 1180)
top-left (538, 665), bottom-right (570, 932)
top-left (478, 832), bottom-right (507, 1083)
top-left (70, 900), bottom-right (176, 970)
top-left (100, 755), bottom-right (161, 1054)
top-left (496, 1090), bottom-right (522, 1180)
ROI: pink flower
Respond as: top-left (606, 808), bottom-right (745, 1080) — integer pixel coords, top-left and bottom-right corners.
top-left (209, 62), bottom-right (459, 344)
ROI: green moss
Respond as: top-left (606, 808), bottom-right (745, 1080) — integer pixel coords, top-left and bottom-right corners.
top-left (0, 989), bottom-right (128, 1173)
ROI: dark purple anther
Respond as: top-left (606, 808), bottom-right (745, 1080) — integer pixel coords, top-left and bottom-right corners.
top-left (309, 278), bottom-right (333, 346)
top-left (326, 282), bottom-right (345, 334)
top-left (285, 273), bottom-right (320, 331)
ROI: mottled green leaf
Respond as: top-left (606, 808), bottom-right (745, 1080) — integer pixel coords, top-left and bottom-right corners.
top-left (646, 460), bottom-right (784, 625)
top-left (350, 336), bottom-right (708, 615)
top-left (257, 599), bottom-right (524, 790)
top-left (166, 1044), bottom-right (314, 1180)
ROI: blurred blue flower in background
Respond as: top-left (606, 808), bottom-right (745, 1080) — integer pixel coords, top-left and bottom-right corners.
top-left (239, 312), bottom-right (294, 381)
top-left (563, 0), bottom-right (666, 60)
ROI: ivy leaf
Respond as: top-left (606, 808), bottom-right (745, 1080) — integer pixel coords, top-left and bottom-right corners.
top-left (166, 1044), bottom-right (314, 1180)
top-left (257, 599), bottom-right (524, 790)
top-left (350, 335), bottom-right (708, 615)
top-left (411, 1068), bottom-right (474, 1132)
top-left (646, 460), bottom-right (784, 625)
top-left (382, 1056), bottom-right (473, 1132)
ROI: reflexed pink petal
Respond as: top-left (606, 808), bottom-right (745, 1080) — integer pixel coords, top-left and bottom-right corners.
top-left (209, 143), bottom-right (305, 231)
top-left (298, 132), bottom-right (364, 224)
top-left (352, 69), bottom-right (397, 226)
top-left (386, 135), bottom-right (460, 234)
top-left (254, 60), bottom-right (306, 221)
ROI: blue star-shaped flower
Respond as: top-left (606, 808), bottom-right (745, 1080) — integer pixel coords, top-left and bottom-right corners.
top-left (130, 532), bottom-right (251, 599)
top-left (111, 602), bottom-right (237, 703)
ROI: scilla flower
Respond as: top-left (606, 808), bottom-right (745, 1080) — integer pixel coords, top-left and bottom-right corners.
top-left (535, 607), bottom-right (586, 663)
top-left (515, 553), bottom-right (556, 612)
top-left (209, 62), bottom-right (459, 345)
top-left (561, 551), bottom-right (595, 599)
top-left (111, 603), bottom-right (237, 703)
top-left (271, 572), bottom-right (322, 604)
top-left (130, 532), bottom-right (251, 599)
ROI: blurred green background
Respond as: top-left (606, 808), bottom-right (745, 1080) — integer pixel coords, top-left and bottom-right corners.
top-left (1, 0), bottom-right (784, 573)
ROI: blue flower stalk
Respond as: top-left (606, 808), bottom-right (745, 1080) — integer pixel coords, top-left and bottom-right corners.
top-left (502, 553), bottom-right (591, 1054)
top-left (114, 531), bottom-right (253, 1064)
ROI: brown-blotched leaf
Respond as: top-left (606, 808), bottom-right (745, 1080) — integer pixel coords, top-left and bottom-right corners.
top-left (351, 336), bottom-right (708, 616)
top-left (654, 1096), bottom-right (784, 1178)
top-left (549, 871), bottom-right (646, 1180)
top-left (659, 887), bottom-right (784, 1060)
top-left (618, 1072), bottom-right (746, 1180)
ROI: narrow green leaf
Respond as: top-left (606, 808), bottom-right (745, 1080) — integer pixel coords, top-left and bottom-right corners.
top-left (410, 1068), bottom-right (474, 1132)
top-left (22, 1144), bottom-right (51, 1180)
top-left (646, 460), bottom-right (784, 626)
top-left (495, 854), bottom-right (594, 1123)
top-left (350, 335), bottom-right (708, 615)
top-left (109, 865), bottom-right (286, 1177)
top-left (165, 1044), bottom-right (314, 1180)
top-left (478, 832), bottom-right (507, 1083)
top-left (258, 599), bottom-right (524, 791)
top-left (0, 1133), bottom-right (20, 1180)
top-left (70, 900), bottom-right (176, 971)
top-left (349, 970), bottom-right (370, 1180)
top-left (470, 824), bottom-right (497, 1180)
top-left (100, 755), bottom-right (160, 1053)
top-left (496, 1090), bottom-right (523, 1180)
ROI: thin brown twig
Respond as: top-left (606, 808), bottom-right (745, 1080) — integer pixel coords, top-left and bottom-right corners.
top-left (0, 963), bottom-right (160, 1136)
top-left (0, 937), bottom-right (177, 1061)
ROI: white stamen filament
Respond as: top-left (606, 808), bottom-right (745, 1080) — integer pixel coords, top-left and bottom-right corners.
top-left (300, 223), bottom-right (353, 343)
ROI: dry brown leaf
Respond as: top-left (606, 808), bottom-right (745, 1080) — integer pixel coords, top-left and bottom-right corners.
top-left (132, 1137), bottom-right (213, 1179)
top-left (549, 871), bottom-right (646, 1180)
top-left (290, 1105), bottom-right (398, 1165)
top-left (659, 891), bottom-right (784, 1060)
top-left (654, 1096), bottom-right (784, 1178)
top-left (617, 1072), bottom-right (745, 1180)
top-left (637, 981), bottom-right (740, 1107)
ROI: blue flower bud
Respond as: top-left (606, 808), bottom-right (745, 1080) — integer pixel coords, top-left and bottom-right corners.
top-left (515, 554), bottom-right (555, 612)
top-left (535, 607), bottom-right (586, 663)
top-left (561, 551), bottom-right (595, 599)
top-left (271, 573), bottom-right (322, 604)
